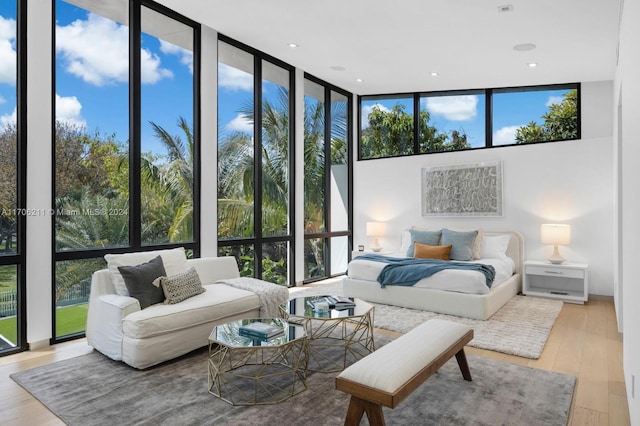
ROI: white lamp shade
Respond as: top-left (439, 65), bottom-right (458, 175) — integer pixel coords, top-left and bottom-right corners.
top-left (366, 222), bottom-right (386, 237)
top-left (541, 224), bottom-right (571, 245)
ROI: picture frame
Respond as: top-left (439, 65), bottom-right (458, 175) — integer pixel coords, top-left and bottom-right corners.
top-left (421, 161), bottom-right (503, 217)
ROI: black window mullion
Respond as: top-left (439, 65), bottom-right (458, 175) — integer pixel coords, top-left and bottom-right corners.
top-left (129, 0), bottom-right (141, 248)
top-left (413, 93), bottom-right (420, 154)
top-left (323, 86), bottom-right (332, 274)
top-left (253, 56), bottom-right (263, 278)
top-left (486, 89), bottom-right (493, 147)
top-left (191, 23), bottom-right (201, 258)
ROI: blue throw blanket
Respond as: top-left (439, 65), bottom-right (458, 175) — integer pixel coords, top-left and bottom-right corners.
top-left (355, 253), bottom-right (496, 288)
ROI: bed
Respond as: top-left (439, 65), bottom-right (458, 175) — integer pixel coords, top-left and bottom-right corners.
top-left (342, 230), bottom-right (524, 320)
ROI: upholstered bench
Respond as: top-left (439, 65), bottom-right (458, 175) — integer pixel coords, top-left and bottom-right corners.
top-left (335, 319), bottom-right (473, 426)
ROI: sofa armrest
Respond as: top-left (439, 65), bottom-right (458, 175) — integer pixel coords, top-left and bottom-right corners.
top-left (86, 270), bottom-right (141, 361)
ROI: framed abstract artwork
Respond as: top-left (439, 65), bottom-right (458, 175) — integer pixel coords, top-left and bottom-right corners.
top-left (421, 161), bottom-right (503, 217)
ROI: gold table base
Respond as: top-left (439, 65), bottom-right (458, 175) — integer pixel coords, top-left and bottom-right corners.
top-left (208, 331), bottom-right (308, 405)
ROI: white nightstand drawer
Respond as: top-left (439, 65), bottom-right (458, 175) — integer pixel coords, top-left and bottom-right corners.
top-left (525, 265), bottom-right (584, 279)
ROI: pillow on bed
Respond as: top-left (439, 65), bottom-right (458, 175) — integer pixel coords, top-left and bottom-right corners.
top-left (441, 229), bottom-right (478, 261)
top-left (413, 242), bottom-right (452, 260)
top-left (480, 235), bottom-right (511, 259)
top-left (448, 228), bottom-right (483, 259)
top-left (406, 229), bottom-right (442, 257)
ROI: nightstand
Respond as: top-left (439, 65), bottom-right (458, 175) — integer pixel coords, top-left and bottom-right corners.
top-left (523, 260), bottom-right (588, 304)
top-left (351, 250), bottom-right (392, 259)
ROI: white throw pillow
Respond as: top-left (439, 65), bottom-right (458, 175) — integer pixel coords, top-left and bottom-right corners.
top-left (105, 247), bottom-right (188, 297)
top-left (480, 235), bottom-right (511, 259)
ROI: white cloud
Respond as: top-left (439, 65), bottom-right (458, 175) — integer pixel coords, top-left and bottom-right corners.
top-left (0, 94), bottom-right (5, 104)
top-left (218, 63), bottom-right (253, 92)
top-left (0, 16), bottom-right (17, 85)
top-left (0, 106), bottom-right (16, 131)
top-left (56, 94), bottom-right (86, 128)
top-left (225, 113), bottom-right (253, 133)
top-left (493, 125), bottom-right (522, 145)
top-left (56, 13), bottom-right (172, 86)
top-left (546, 96), bottom-right (564, 108)
top-left (160, 40), bottom-right (193, 74)
top-left (425, 95), bottom-right (478, 121)
top-left (360, 103), bottom-right (391, 128)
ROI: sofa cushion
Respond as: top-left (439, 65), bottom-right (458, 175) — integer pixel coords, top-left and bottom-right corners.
top-left (118, 255), bottom-right (166, 309)
top-left (105, 248), bottom-right (188, 297)
top-left (122, 283), bottom-right (261, 339)
top-left (155, 267), bottom-right (205, 304)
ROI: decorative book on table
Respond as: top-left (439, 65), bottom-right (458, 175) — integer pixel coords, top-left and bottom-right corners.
top-left (239, 322), bottom-right (284, 340)
top-left (308, 295), bottom-right (356, 310)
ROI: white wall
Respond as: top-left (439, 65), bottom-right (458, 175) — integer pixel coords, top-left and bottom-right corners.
top-left (26, 0), bottom-right (53, 348)
top-left (615, 0), bottom-right (640, 421)
top-left (353, 81), bottom-right (614, 297)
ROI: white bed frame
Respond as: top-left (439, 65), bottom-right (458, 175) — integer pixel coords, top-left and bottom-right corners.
top-left (342, 231), bottom-right (524, 320)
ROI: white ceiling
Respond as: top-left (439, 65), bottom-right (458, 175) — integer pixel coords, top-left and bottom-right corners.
top-left (156, 0), bottom-right (622, 95)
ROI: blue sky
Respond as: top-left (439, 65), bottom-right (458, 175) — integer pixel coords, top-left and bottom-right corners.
top-left (361, 89), bottom-right (570, 147)
top-left (0, 2), bottom-right (195, 158)
top-left (1, 2), bottom-right (570, 157)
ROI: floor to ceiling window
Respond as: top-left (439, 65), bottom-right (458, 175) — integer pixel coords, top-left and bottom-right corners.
top-left (217, 37), bottom-right (294, 286)
top-left (53, 0), bottom-right (199, 341)
top-left (303, 75), bottom-right (352, 282)
top-left (0, 0), bottom-right (26, 355)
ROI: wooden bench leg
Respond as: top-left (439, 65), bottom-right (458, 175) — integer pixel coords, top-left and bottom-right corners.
top-left (344, 395), bottom-right (386, 426)
top-left (455, 348), bottom-right (472, 381)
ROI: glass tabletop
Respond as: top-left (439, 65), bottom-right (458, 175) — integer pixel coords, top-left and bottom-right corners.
top-left (284, 295), bottom-right (374, 319)
top-left (210, 318), bottom-right (306, 348)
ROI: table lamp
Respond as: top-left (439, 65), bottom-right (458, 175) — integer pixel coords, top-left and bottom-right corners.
top-left (366, 222), bottom-right (386, 252)
top-left (541, 224), bottom-right (571, 264)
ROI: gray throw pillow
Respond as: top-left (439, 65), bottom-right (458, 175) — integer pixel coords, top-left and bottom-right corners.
top-left (154, 267), bottom-right (205, 304)
top-left (118, 255), bottom-right (167, 309)
top-left (406, 229), bottom-right (442, 257)
top-left (441, 229), bottom-right (479, 261)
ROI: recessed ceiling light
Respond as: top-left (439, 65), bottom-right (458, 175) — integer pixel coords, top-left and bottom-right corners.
top-left (513, 43), bottom-right (536, 52)
top-left (288, 43), bottom-right (299, 48)
top-left (355, 78), bottom-right (364, 82)
top-left (497, 4), bottom-right (513, 13)
top-left (330, 65), bottom-right (346, 71)
top-left (429, 72), bottom-right (439, 76)
top-left (528, 62), bottom-right (538, 68)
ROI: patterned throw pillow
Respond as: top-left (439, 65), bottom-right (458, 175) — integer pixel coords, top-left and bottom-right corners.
top-left (154, 267), bottom-right (205, 304)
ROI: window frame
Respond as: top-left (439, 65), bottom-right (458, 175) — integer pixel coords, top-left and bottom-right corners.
top-left (216, 34), bottom-right (296, 287)
top-left (358, 83), bottom-right (581, 161)
top-left (50, 0), bottom-right (201, 344)
top-left (303, 73), bottom-right (353, 284)
top-left (0, 0), bottom-right (28, 356)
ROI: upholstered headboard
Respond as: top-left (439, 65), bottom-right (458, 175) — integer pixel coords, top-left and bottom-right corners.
top-left (484, 230), bottom-right (525, 275)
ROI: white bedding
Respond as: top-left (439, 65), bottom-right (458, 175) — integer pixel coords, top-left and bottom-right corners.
top-left (347, 252), bottom-right (515, 295)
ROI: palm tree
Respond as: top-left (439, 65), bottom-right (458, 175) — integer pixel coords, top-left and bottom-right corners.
top-left (146, 117), bottom-right (195, 243)
top-left (217, 87), bottom-right (290, 239)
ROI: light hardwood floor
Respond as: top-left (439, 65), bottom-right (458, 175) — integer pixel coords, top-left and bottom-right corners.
top-left (0, 298), bottom-right (630, 425)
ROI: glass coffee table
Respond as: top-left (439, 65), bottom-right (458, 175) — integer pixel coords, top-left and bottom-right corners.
top-left (280, 296), bottom-right (375, 373)
top-left (207, 318), bottom-right (308, 405)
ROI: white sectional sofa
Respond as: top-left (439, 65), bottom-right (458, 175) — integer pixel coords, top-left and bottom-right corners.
top-left (86, 254), bottom-right (268, 369)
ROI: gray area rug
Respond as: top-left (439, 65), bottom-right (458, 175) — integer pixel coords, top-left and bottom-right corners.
top-left (293, 283), bottom-right (563, 359)
top-left (11, 338), bottom-right (575, 426)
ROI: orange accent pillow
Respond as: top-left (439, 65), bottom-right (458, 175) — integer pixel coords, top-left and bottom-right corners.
top-left (413, 242), bottom-right (452, 260)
